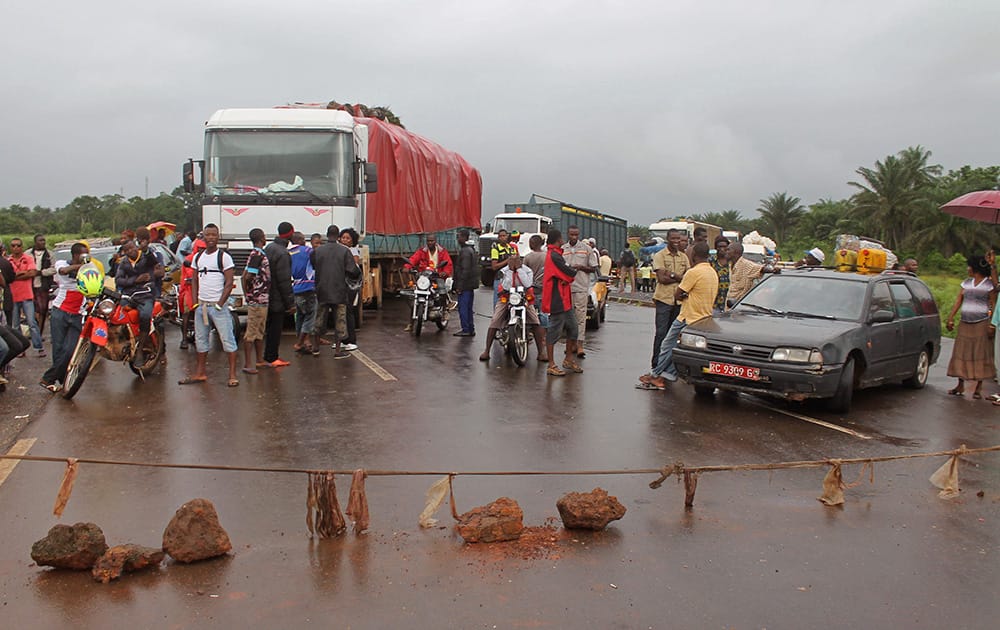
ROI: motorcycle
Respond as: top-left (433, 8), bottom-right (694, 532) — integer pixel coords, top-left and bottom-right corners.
top-left (494, 284), bottom-right (530, 366)
top-left (400, 261), bottom-right (451, 337)
top-left (62, 287), bottom-right (166, 399)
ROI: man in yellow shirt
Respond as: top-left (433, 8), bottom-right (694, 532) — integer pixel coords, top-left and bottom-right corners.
top-left (649, 229), bottom-right (690, 370)
top-left (639, 241), bottom-right (717, 389)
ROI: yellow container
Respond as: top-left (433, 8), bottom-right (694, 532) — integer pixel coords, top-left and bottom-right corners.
top-left (856, 248), bottom-right (887, 274)
top-left (834, 249), bottom-right (857, 272)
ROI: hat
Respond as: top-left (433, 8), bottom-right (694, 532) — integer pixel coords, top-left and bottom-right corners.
top-left (805, 247), bottom-right (826, 263)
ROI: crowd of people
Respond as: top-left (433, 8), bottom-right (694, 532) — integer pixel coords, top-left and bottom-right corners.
top-left (2, 222), bottom-right (995, 403)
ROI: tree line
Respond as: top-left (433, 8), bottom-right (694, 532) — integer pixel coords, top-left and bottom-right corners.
top-left (0, 187), bottom-right (200, 241)
top-left (629, 146), bottom-right (1000, 272)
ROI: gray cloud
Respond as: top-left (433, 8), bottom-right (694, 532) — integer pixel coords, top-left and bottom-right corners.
top-left (1, 1), bottom-right (997, 227)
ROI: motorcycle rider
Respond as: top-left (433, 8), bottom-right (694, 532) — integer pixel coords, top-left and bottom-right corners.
top-left (404, 234), bottom-right (453, 276)
top-left (114, 233), bottom-right (163, 367)
top-left (478, 252), bottom-right (547, 362)
top-left (403, 234), bottom-right (453, 331)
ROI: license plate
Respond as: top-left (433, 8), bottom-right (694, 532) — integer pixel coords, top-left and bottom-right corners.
top-left (706, 361), bottom-right (760, 381)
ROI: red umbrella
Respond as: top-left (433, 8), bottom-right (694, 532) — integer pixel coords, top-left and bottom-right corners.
top-left (940, 190), bottom-right (1000, 224)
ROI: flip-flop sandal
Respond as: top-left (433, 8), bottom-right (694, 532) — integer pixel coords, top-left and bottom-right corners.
top-left (987, 393), bottom-right (1000, 402)
top-left (227, 379), bottom-right (240, 387)
top-left (178, 376), bottom-right (208, 385)
top-left (257, 361), bottom-right (270, 368)
top-left (947, 388), bottom-right (964, 396)
top-left (635, 381), bottom-right (665, 391)
top-left (993, 399), bottom-right (1000, 407)
top-left (242, 368), bottom-right (258, 374)
top-left (973, 392), bottom-right (983, 400)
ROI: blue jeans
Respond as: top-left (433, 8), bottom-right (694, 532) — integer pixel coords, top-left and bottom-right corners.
top-left (42, 308), bottom-right (82, 384)
top-left (12, 299), bottom-right (42, 350)
top-left (194, 305), bottom-right (238, 353)
top-left (652, 318), bottom-right (687, 378)
top-left (652, 300), bottom-right (680, 370)
top-left (457, 289), bottom-right (475, 333)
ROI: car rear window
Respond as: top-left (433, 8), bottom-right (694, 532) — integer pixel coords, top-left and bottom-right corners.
top-left (905, 279), bottom-right (938, 315)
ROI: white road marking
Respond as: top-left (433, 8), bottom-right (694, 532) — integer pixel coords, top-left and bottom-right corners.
top-left (351, 350), bottom-right (397, 381)
top-left (741, 397), bottom-right (873, 440)
top-left (0, 438), bottom-right (37, 487)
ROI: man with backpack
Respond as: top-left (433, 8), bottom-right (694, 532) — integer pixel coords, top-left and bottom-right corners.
top-left (178, 223), bottom-right (239, 387)
top-left (618, 245), bottom-right (637, 294)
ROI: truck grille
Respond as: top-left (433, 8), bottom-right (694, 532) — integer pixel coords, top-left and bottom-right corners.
top-left (220, 245), bottom-right (250, 276)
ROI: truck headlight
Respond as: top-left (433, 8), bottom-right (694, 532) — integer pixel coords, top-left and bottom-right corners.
top-left (679, 332), bottom-right (707, 349)
top-left (771, 347), bottom-right (822, 363)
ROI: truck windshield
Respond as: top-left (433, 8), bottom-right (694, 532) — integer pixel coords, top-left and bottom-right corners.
top-left (204, 130), bottom-right (354, 198)
top-left (493, 218), bottom-right (541, 234)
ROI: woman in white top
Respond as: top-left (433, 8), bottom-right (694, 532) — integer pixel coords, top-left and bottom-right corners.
top-left (945, 253), bottom-right (997, 399)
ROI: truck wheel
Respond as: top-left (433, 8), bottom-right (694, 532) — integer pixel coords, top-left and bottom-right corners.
top-left (827, 357), bottom-right (855, 413)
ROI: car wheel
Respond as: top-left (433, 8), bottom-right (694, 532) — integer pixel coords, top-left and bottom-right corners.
top-left (903, 348), bottom-right (930, 389)
top-left (694, 384), bottom-right (716, 397)
top-left (827, 357), bottom-right (855, 413)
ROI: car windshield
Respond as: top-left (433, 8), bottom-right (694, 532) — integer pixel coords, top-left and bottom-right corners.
top-left (737, 274), bottom-right (867, 321)
top-left (493, 218), bottom-right (542, 234)
top-left (204, 130), bottom-right (354, 198)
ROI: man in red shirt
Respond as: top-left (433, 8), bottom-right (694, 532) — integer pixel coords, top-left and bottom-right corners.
top-left (8, 238), bottom-right (44, 356)
top-left (404, 234), bottom-right (453, 276)
top-left (541, 229), bottom-right (580, 376)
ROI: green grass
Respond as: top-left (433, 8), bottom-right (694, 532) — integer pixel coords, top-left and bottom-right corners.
top-left (921, 273), bottom-right (962, 339)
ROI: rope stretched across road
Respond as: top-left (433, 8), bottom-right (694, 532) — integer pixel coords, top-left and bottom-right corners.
top-left (1, 443), bottom-right (997, 478)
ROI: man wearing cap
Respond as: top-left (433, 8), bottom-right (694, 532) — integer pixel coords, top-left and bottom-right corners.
top-left (797, 248), bottom-right (826, 268)
top-left (263, 221), bottom-right (295, 367)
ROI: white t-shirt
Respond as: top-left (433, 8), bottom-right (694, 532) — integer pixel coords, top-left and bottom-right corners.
top-left (194, 249), bottom-right (235, 303)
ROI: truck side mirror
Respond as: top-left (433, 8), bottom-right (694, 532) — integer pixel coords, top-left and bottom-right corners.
top-left (363, 162), bottom-right (378, 193)
top-left (182, 159), bottom-right (205, 194)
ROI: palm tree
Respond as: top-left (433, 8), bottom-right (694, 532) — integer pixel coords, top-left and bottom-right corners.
top-left (757, 192), bottom-right (805, 244)
top-left (848, 146), bottom-right (940, 251)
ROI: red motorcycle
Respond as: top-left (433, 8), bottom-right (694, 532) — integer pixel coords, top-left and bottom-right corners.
top-left (62, 287), bottom-right (166, 399)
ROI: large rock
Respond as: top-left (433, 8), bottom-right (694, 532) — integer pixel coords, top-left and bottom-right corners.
top-left (92, 544), bottom-right (165, 583)
top-left (162, 498), bottom-right (232, 563)
top-left (456, 497), bottom-right (524, 543)
top-left (556, 488), bottom-right (626, 530)
top-left (31, 522), bottom-right (108, 570)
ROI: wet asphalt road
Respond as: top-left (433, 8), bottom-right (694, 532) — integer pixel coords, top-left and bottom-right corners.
top-left (0, 288), bottom-right (997, 629)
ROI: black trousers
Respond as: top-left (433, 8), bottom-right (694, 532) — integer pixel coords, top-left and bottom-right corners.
top-left (264, 309), bottom-right (285, 363)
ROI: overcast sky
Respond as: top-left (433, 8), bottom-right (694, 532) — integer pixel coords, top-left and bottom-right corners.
top-left (2, 1), bottom-right (998, 227)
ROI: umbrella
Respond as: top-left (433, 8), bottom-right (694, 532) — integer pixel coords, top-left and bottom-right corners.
top-left (940, 190), bottom-right (1000, 224)
top-left (147, 221), bottom-right (177, 239)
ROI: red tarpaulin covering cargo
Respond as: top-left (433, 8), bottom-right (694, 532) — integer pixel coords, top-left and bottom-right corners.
top-left (359, 117), bottom-right (482, 235)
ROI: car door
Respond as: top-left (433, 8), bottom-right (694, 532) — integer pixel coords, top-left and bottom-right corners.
top-left (889, 281), bottom-right (925, 377)
top-left (864, 280), bottom-right (902, 383)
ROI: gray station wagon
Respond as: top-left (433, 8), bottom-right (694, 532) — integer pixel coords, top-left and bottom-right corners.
top-left (671, 268), bottom-right (941, 412)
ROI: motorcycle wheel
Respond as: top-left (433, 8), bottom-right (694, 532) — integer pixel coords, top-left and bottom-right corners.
top-left (413, 316), bottom-right (423, 337)
top-left (508, 323), bottom-right (528, 366)
top-left (129, 327), bottom-right (165, 375)
top-left (62, 337), bottom-right (97, 399)
top-left (436, 309), bottom-right (449, 330)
